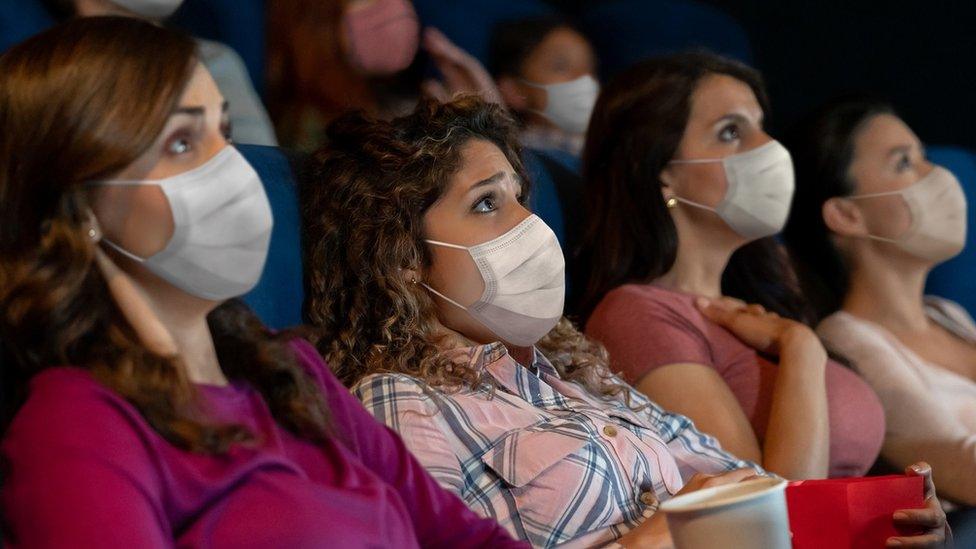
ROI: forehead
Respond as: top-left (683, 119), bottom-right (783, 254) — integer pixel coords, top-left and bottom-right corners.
top-left (852, 113), bottom-right (919, 158)
top-left (688, 73), bottom-right (762, 122)
top-left (445, 139), bottom-right (513, 189)
top-left (177, 62), bottom-right (222, 106)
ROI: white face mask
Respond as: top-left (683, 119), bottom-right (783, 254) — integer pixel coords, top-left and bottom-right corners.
top-left (111, 0), bottom-right (185, 19)
top-left (422, 215), bottom-right (565, 347)
top-left (848, 165), bottom-right (967, 262)
top-left (523, 75), bottom-right (600, 135)
top-left (91, 146), bottom-right (273, 301)
top-left (668, 140), bottom-right (796, 240)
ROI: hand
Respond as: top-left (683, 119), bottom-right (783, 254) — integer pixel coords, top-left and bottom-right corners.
top-left (887, 462), bottom-right (949, 548)
top-left (615, 469), bottom-right (759, 548)
top-left (420, 27), bottom-right (504, 105)
top-left (695, 296), bottom-right (823, 358)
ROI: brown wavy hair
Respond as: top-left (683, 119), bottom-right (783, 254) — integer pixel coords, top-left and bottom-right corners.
top-left (0, 17), bottom-right (331, 453)
top-left (302, 96), bottom-right (625, 401)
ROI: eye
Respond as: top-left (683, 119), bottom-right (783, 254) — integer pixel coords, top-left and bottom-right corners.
top-left (718, 123), bottom-right (740, 143)
top-left (473, 192), bottom-right (498, 213)
top-left (166, 135), bottom-right (193, 156)
top-left (895, 153), bottom-right (912, 172)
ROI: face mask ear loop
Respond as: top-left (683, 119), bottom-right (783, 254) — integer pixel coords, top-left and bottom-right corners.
top-left (425, 239), bottom-right (468, 250)
top-left (420, 282), bottom-right (469, 311)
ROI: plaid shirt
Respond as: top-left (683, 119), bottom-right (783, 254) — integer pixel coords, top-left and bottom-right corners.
top-left (353, 343), bottom-right (761, 548)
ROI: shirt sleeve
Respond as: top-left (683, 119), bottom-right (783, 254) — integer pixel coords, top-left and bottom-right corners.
top-left (586, 288), bottom-right (715, 384)
top-left (290, 340), bottom-right (526, 548)
top-left (1, 374), bottom-right (170, 548)
top-left (617, 377), bottom-right (766, 481)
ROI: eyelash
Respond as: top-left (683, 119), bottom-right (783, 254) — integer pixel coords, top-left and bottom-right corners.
top-left (718, 123), bottom-right (740, 142)
top-left (472, 192), bottom-right (499, 213)
top-left (896, 154), bottom-right (912, 171)
top-left (166, 131), bottom-right (194, 156)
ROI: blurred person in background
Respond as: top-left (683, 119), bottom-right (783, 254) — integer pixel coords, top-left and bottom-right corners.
top-left (489, 16), bottom-right (599, 156)
top-left (42, 0), bottom-right (278, 146)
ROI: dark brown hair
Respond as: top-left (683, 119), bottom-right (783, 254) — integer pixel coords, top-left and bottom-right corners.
top-left (577, 51), bottom-right (812, 323)
top-left (0, 16), bottom-right (331, 452)
top-left (302, 96), bottom-right (624, 401)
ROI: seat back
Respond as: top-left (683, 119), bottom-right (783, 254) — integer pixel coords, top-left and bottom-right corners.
top-left (580, 0), bottom-right (753, 78)
top-left (925, 145), bottom-right (976, 316)
top-left (238, 145), bottom-right (305, 329)
top-left (0, 0), bottom-right (54, 52)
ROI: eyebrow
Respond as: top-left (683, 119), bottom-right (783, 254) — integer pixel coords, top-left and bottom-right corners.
top-left (711, 111), bottom-right (763, 127)
top-left (886, 144), bottom-right (913, 158)
top-left (468, 171), bottom-right (506, 191)
top-left (172, 100), bottom-right (229, 117)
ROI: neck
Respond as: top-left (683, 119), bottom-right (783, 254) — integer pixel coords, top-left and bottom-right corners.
top-left (842, 245), bottom-right (931, 332)
top-left (506, 344), bottom-right (535, 367)
top-left (74, 0), bottom-right (155, 21)
top-left (655, 218), bottom-right (741, 298)
top-left (137, 276), bottom-right (227, 386)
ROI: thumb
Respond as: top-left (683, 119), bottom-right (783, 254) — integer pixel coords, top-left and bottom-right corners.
top-left (696, 297), bottom-right (737, 325)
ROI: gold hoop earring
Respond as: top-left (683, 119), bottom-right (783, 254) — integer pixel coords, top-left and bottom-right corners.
top-left (666, 197), bottom-right (678, 209)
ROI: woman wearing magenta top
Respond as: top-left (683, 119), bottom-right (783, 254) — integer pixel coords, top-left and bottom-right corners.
top-left (579, 52), bottom-right (885, 481)
top-left (0, 18), bottom-right (521, 548)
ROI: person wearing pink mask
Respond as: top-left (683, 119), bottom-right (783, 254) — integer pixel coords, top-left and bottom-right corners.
top-left (267, 0), bottom-right (503, 151)
top-left (41, 0), bottom-right (278, 146)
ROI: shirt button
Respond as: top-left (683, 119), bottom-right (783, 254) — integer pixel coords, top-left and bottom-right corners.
top-left (640, 491), bottom-right (658, 507)
top-left (602, 425), bottom-right (618, 438)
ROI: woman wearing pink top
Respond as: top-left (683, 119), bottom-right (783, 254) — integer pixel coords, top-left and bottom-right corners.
top-left (0, 18), bottom-right (521, 548)
top-left (579, 52), bottom-right (885, 482)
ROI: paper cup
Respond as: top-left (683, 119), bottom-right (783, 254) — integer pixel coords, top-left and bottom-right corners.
top-left (660, 477), bottom-right (790, 549)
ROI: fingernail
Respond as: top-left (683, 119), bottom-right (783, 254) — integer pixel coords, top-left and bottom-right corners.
top-left (695, 297), bottom-right (710, 309)
top-left (893, 512), bottom-right (908, 521)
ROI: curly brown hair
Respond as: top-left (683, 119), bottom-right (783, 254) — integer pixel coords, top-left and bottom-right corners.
top-left (302, 96), bottom-right (627, 401)
top-left (0, 17), bottom-right (331, 453)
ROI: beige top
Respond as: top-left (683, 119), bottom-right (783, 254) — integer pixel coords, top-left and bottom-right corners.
top-left (817, 297), bottom-right (976, 504)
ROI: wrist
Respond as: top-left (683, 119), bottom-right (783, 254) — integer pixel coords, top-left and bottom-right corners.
top-left (778, 325), bottom-right (827, 367)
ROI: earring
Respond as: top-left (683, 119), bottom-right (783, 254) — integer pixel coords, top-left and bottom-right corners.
top-left (666, 197), bottom-right (678, 209)
top-left (411, 276), bottom-right (418, 285)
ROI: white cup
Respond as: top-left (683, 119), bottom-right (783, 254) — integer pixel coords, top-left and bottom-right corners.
top-left (659, 477), bottom-right (790, 549)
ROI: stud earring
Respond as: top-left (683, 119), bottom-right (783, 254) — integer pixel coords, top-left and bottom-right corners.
top-left (666, 197), bottom-right (678, 209)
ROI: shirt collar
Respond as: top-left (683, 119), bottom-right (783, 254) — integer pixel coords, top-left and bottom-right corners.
top-left (450, 342), bottom-right (566, 408)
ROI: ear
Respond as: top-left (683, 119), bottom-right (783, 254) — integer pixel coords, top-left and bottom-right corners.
top-left (400, 267), bottom-right (422, 286)
top-left (822, 197), bottom-right (868, 237)
top-left (497, 76), bottom-right (530, 110)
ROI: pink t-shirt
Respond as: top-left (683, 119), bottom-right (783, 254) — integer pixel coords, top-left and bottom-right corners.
top-left (586, 283), bottom-right (885, 478)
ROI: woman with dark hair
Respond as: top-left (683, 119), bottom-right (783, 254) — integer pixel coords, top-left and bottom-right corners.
top-left (0, 17), bottom-right (522, 547)
top-left (783, 96), bottom-right (976, 510)
top-left (488, 16), bottom-right (599, 156)
top-left (302, 95), bottom-right (948, 548)
top-left (579, 52), bottom-right (885, 482)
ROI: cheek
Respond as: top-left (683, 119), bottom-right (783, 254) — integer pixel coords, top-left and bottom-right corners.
top-left (94, 186), bottom-right (175, 258)
top-left (861, 196), bottom-right (914, 238)
top-left (673, 162), bottom-right (728, 207)
top-left (425, 246), bottom-right (486, 305)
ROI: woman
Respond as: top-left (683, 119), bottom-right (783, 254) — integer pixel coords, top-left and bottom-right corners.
top-left (578, 52), bottom-right (885, 481)
top-left (0, 17), bottom-right (521, 547)
top-left (489, 15), bottom-right (600, 156)
top-left (300, 95), bottom-right (946, 548)
top-left (783, 96), bottom-right (976, 520)
top-left (266, 0), bottom-right (502, 151)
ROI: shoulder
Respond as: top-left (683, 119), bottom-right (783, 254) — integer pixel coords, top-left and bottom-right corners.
top-left (816, 312), bottom-right (902, 368)
top-left (351, 372), bottom-right (445, 410)
top-left (3, 367), bottom-right (162, 476)
top-left (589, 284), bottom-right (700, 329)
top-left (925, 295), bottom-right (976, 333)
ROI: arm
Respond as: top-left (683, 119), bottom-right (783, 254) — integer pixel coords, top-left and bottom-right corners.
top-left (691, 298), bottom-right (829, 480)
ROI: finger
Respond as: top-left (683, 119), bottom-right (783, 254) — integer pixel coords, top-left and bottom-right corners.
top-left (893, 509), bottom-right (945, 530)
top-left (702, 468), bottom-right (757, 487)
top-left (746, 304), bottom-right (766, 315)
top-left (885, 533), bottom-right (944, 548)
top-left (713, 296), bottom-right (748, 310)
top-left (423, 27), bottom-right (468, 64)
top-left (906, 462), bottom-right (936, 499)
top-left (695, 297), bottom-right (740, 325)
top-left (421, 79), bottom-right (449, 102)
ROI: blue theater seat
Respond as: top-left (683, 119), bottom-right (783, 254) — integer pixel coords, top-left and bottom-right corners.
top-left (238, 145), bottom-right (304, 329)
top-left (580, 0), bottom-right (753, 78)
top-left (412, 0), bottom-right (555, 66)
top-left (169, 0), bottom-right (266, 96)
top-left (0, 0), bottom-right (54, 52)
top-left (925, 145), bottom-right (976, 316)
